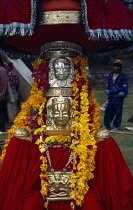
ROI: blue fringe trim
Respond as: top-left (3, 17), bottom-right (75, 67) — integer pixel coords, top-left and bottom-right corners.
top-left (1, 0), bottom-right (133, 40)
top-left (80, 0), bottom-right (133, 41)
top-left (0, 0), bottom-right (37, 36)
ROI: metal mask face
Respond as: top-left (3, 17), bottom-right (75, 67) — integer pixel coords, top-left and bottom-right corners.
top-left (46, 95), bottom-right (74, 130)
top-left (49, 57), bottom-right (74, 88)
top-left (52, 102), bottom-right (70, 126)
top-left (53, 58), bottom-right (70, 81)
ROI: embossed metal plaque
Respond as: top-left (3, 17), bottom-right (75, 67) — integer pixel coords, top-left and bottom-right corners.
top-left (39, 11), bottom-right (81, 25)
top-left (45, 88), bottom-right (73, 97)
top-left (46, 168), bottom-right (72, 201)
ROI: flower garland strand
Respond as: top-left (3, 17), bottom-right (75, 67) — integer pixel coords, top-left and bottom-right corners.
top-left (69, 56), bottom-right (100, 207)
top-left (34, 102), bottom-right (49, 209)
top-left (0, 56), bottom-right (48, 163)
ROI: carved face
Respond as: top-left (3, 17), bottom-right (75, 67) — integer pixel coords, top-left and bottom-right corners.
top-left (46, 95), bottom-right (73, 130)
top-left (52, 103), bottom-right (70, 126)
top-left (54, 173), bottom-right (62, 181)
top-left (53, 58), bottom-right (70, 80)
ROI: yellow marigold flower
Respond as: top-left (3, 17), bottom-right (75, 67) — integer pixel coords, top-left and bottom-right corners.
top-left (41, 188), bottom-right (47, 196)
top-left (32, 57), bottom-right (45, 68)
top-left (40, 164), bottom-right (48, 172)
top-left (44, 200), bottom-right (49, 208)
top-left (81, 68), bottom-right (87, 75)
top-left (73, 69), bottom-right (78, 75)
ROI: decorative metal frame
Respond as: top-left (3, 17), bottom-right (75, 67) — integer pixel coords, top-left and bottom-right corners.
top-left (39, 11), bottom-right (81, 25)
top-left (46, 168), bottom-right (72, 201)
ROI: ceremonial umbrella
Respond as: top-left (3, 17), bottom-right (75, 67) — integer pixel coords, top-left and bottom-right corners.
top-left (0, 0), bottom-right (133, 57)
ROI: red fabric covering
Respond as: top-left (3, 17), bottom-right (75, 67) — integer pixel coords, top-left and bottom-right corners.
top-left (0, 0), bottom-right (32, 24)
top-left (0, 0), bottom-right (133, 30)
top-left (0, 137), bottom-right (44, 210)
top-left (86, 0), bottom-right (133, 30)
top-left (0, 137), bottom-right (133, 210)
top-left (4, 25), bottom-right (114, 54)
top-left (0, 0), bottom-right (133, 54)
top-left (41, 0), bottom-right (81, 11)
top-left (86, 138), bottom-right (133, 210)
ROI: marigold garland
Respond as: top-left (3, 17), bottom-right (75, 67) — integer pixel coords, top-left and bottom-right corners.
top-left (0, 56), bottom-right (47, 162)
top-left (69, 56), bottom-right (100, 206)
top-left (0, 55), bottom-right (100, 209)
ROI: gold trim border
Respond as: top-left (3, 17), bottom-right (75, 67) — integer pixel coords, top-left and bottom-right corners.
top-left (39, 11), bottom-right (81, 25)
top-left (45, 129), bottom-right (71, 136)
top-left (45, 88), bottom-right (73, 97)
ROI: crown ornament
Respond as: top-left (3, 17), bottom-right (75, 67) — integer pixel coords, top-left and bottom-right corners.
top-left (40, 41), bottom-right (83, 58)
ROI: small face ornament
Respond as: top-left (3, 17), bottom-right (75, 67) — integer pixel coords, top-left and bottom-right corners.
top-left (53, 58), bottom-right (70, 81)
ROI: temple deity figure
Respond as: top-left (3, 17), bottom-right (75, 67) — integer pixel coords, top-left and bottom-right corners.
top-left (46, 168), bottom-right (71, 201)
top-left (49, 57), bottom-right (74, 87)
top-left (46, 94), bottom-right (74, 130)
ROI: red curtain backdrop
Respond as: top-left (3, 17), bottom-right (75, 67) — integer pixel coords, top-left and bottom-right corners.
top-left (0, 137), bottom-right (133, 210)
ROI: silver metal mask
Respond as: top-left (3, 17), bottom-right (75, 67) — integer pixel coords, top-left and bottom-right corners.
top-left (49, 57), bottom-right (74, 87)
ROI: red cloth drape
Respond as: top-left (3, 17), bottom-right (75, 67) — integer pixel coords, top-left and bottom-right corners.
top-left (87, 137), bottom-right (133, 210)
top-left (41, 0), bottom-right (81, 12)
top-left (0, 137), bottom-right (44, 210)
top-left (0, 0), bottom-right (133, 37)
top-left (0, 0), bottom-right (33, 24)
top-left (1, 0), bottom-right (133, 54)
top-left (0, 137), bottom-right (133, 210)
top-left (85, 0), bottom-right (133, 30)
top-left (1, 0), bottom-right (133, 30)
